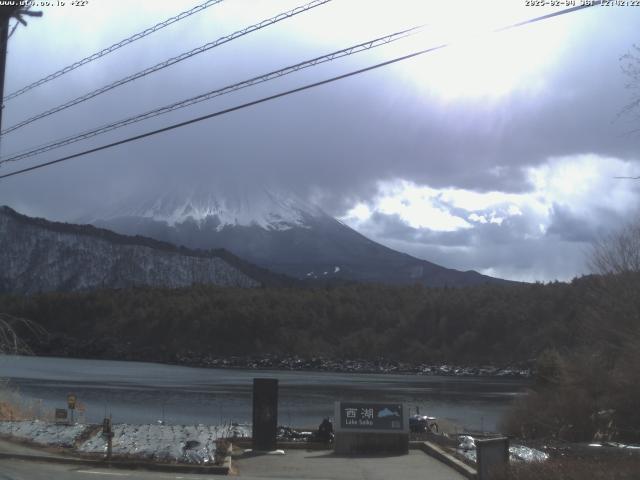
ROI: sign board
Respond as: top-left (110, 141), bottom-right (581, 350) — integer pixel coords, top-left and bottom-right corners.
top-left (477, 437), bottom-right (510, 480)
top-left (334, 401), bottom-right (409, 455)
top-left (67, 393), bottom-right (77, 410)
top-left (335, 402), bottom-right (407, 433)
top-left (252, 378), bottom-right (278, 451)
top-left (54, 408), bottom-right (68, 421)
top-left (102, 417), bottom-right (112, 436)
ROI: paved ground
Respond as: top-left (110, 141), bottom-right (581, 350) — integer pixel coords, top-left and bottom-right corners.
top-left (0, 437), bottom-right (466, 480)
top-left (0, 438), bottom-right (60, 457)
top-left (0, 459), bottom-right (220, 480)
top-left (232, 449), bottom-right (466, 480)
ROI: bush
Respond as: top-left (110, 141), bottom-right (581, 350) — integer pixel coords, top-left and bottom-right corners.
top-left (503, 341), bottom-right (640, 442)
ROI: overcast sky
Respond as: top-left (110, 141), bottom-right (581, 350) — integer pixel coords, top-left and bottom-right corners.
top-left (0, 0), bottom-right (639, 282)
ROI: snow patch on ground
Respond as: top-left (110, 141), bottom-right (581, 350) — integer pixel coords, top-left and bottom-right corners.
top-left (0, 420), bottom-right (89, 448)
top-left (456, 435), bottom-right (549, 463)
top-left (0, 421), bottom-right (250, 464)
top-left (79, 423), bottom-right (249, 463)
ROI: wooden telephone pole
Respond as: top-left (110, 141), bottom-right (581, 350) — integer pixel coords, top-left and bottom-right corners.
top-left (0, 2), bottom-right (42, 139)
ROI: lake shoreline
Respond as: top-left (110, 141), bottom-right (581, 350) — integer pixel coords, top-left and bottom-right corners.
top-left (171, 353), bottom-right (533, 378)
top-left (25, 331), bottom-right (534, 378)
top-left (26, 346), bottom-right (533, 378)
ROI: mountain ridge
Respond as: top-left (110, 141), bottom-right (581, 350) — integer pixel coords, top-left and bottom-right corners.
top-left (87, 189), bottom-right (512, 287)
top-left (0, 205), bottom-right (295, 292)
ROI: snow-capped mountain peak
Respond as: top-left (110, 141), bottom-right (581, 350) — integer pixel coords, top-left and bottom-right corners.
top-left (89, 186), bottom-right (326, 231)
top-left (84, 183), bottom-right (507, 287)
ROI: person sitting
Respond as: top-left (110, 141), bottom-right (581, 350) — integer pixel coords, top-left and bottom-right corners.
top-left (317, 417), bottom-right (334, 443)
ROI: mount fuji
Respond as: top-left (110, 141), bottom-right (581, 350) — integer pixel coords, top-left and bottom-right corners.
top-left (88, 186), bottom-right (506, 287)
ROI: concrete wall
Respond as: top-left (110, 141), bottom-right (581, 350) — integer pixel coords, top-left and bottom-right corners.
top-left (334, 432), bottom-right (409, 455)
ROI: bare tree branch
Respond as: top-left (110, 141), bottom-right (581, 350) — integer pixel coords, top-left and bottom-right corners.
top-left (0, 313), bottom-right (46, 355)
top-left (620, 43), bottom-right (640, 121)
top-left (589, 220), bottom-right (640, 275)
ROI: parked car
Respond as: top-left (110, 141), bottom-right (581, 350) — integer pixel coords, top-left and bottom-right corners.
top-left (409, 414), bottom-right (439, 433)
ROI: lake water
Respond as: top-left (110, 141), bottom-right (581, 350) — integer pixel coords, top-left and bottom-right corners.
top-left (0, 355), bottom-right (528, 432)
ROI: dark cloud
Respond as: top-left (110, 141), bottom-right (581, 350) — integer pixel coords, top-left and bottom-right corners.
top-left (546, 203), bottom-right (631, 243)
top-left (354, 210), bottom-right (592, 281)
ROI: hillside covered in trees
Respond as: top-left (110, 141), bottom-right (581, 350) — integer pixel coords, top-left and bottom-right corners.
top-left (0, 277), bottom-right (604, 366)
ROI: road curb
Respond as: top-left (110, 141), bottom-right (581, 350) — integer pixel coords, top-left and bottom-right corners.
top-left (235, 439), bottom-right (330, 450)
top-left (418, 441), bottom-right (477, 479)
top-left (0, 450), bottom-right (231, 475)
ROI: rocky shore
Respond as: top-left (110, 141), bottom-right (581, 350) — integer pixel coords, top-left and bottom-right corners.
top-left (171, 352), bottom-right (532, 378)
top-left (33, 334), bottom-right (532, 378)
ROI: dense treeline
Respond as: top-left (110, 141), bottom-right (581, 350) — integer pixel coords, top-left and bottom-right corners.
top-left (0, 278), bottom-right (597, 365)
top-left (504, 271), bottom-right (640, 442)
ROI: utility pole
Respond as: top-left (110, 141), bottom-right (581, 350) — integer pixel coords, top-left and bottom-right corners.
top-left (0, 5), bottom-right (18, 136)
top-left (0, 2), bottom-right (42, 144)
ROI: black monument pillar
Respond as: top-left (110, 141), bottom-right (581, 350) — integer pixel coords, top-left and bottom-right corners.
top-left (252, 378), bottom-right (278, 451)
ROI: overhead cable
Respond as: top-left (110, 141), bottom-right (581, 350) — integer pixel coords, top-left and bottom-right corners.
top-left (3, 0), bottom-right (226, 102)
top-left (0, 2), bottom-right (600, 181)
top-left (0, 0), bottom-right (332, 136)
top-left (0, 26), bottom-right (424, 166)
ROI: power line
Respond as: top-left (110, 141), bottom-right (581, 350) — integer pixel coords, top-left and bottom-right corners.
top-left (0, 0), bottom-right (332, 136)
top-left (0, 2), bottom-right (600, 181)
top-left (0, 26), bottom-right (425, 166)
top-left (2, 0), bottom-right (225, 103)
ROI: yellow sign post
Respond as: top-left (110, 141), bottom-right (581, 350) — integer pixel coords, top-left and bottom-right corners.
top-left (67, 393), bottom-right (77, 423)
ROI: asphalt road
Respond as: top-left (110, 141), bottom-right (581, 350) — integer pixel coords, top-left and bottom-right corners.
top-left (232, 449), bottom-right (465, 480)
top-left (0, 459), bottom-right (218, 480)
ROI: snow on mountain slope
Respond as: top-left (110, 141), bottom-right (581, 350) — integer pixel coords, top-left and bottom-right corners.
top-left (0, 206), bottom-right (265, 294)
top-left (90, 186), bottom-right (326, 232)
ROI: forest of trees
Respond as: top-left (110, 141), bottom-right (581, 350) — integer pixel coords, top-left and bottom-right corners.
top-left (0, 276), bottom-right (609, 366)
